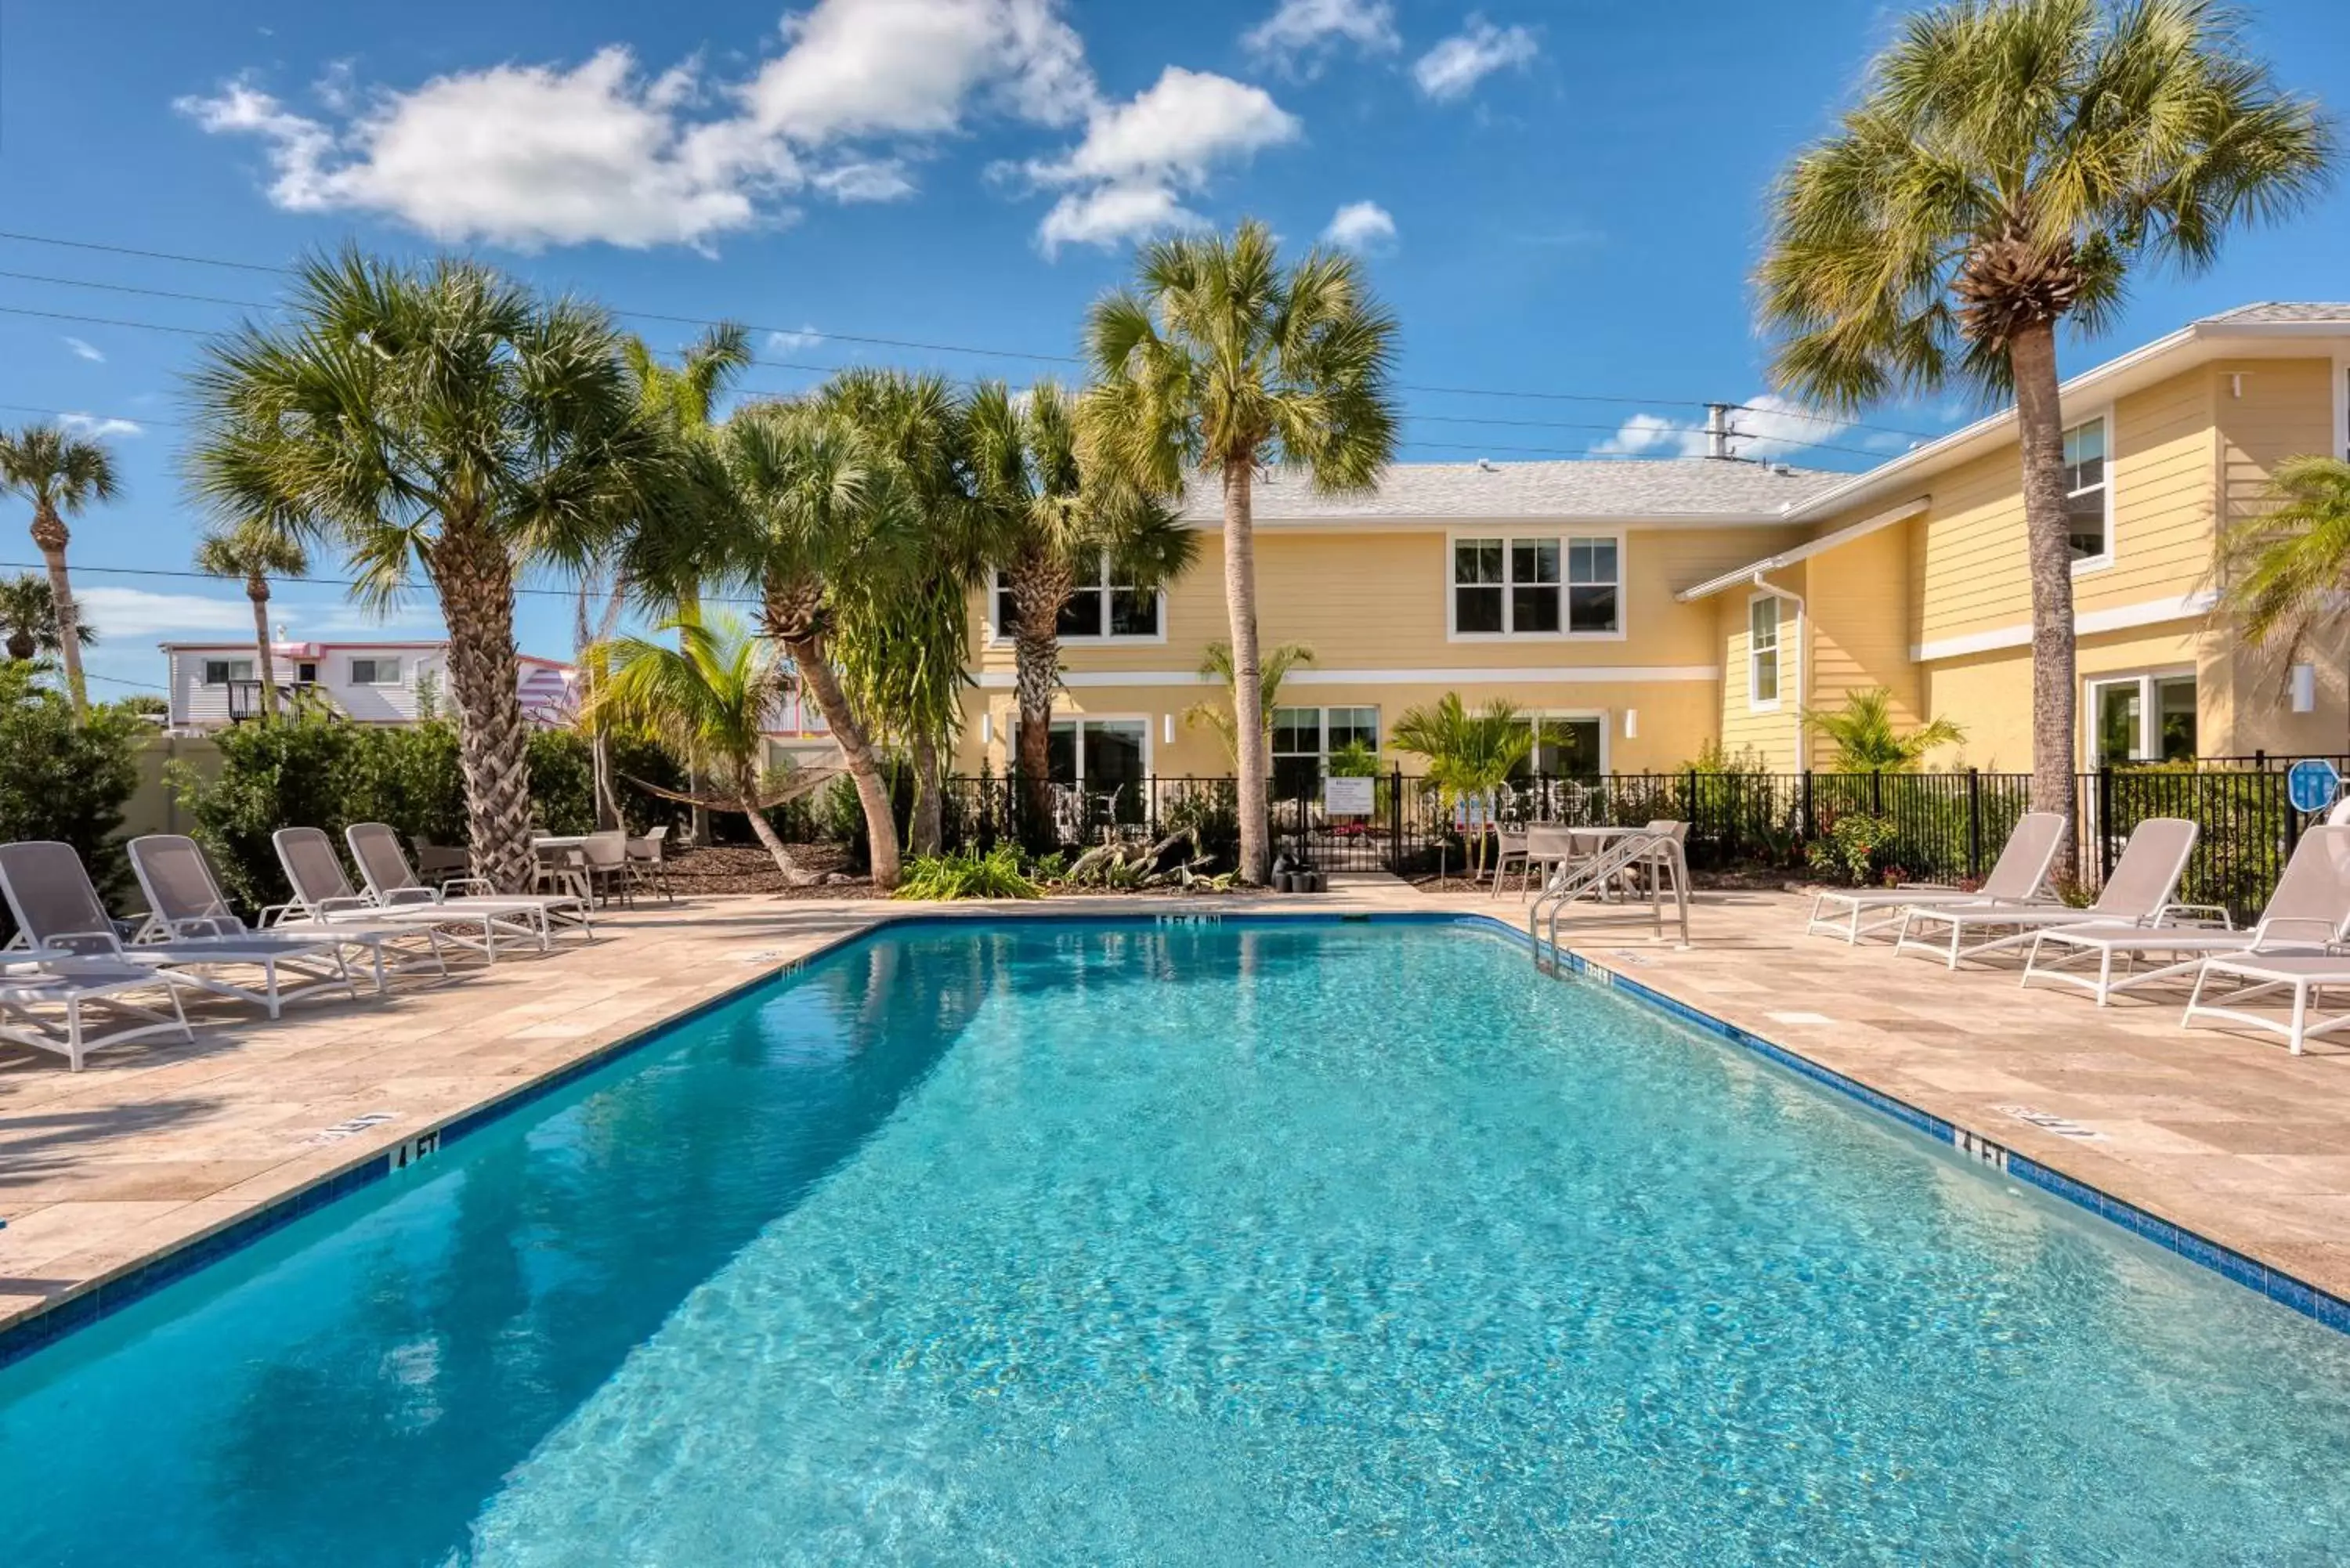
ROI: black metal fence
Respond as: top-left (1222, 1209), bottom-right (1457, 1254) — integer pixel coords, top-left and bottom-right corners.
top-left (940, 765), bottom-right (2326, 919)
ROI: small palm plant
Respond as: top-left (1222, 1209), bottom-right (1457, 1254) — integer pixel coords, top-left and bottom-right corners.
top-left (0, 572), bottom-right (93, 665)
top-left (193, 521), bottom-right (309, 720)
top-left (584, 611), bottom-right (824, 883)
top-left (2218, 456), bottom-right (2350, 661)
top-left (1184, 640), bottom-right (1314, 763)
top-left (1801, 688), bottom-right (1965, 772)
top-left (1391, 694), bottom-right (1535, 880)
top-left (0, 422), bottom-right (119, 717)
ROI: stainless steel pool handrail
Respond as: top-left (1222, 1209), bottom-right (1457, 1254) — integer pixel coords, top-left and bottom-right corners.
top-left (1529, 828), bottom-right (1692, 970)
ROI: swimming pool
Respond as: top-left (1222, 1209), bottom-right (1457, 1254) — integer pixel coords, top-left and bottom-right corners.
top-left (5, 916), bottom-right (2350, 1564)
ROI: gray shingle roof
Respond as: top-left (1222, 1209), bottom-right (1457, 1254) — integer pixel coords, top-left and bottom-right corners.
top-left (1181, 458), bottom-right (1848, 523)
top-left (2200, 302), bottom-right (2350, 324)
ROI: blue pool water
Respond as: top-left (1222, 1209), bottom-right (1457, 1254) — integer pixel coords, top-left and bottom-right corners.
top-left (5, 917), bottom-right (2350, 1564)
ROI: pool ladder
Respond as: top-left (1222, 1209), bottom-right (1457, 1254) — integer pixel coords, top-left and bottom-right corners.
top-left (1528, 827), bottom-right (1693, 973)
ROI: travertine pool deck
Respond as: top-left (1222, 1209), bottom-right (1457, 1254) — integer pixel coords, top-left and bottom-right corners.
top-left (6, 881), bottom-right (2350, 1346)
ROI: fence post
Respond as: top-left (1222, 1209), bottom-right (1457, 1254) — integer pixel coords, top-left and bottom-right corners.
top-left (1389, 765), bottom-right (1404, 872)
top-left (1870, 770), bottom-right (1883, 816)
top-left (1685, 768), bottom-right (1699, 832)
top-left (2284, 770), bottom-right (2302, 862)
top-left (1801, 768), bottom-right (1815, 840)
top-left (1966, 768), bottom-right (1983, 881)
top-left (2096, 766), bottom-right (2116, 884)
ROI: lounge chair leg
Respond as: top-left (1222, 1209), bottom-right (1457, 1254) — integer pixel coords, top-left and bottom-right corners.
top-left (2097, 948), bottom-right (2113, 1006)
top-left (2291, 982), bottom-right (2309, 1056)
top-left (66, 996), bottom-right (84, 1071)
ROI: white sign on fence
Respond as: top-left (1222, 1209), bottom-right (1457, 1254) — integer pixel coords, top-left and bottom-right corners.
top-left (1323, 775), bottom-right (1376, 817)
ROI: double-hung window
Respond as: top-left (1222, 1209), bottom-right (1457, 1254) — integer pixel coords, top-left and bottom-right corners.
top-left (201, 658), bottom-right (254, 686)
top-left (1453, 535), bottom-right (1618, 635)
top-left (349, 657), bottom-right (402, 685)
top-left (1748, 596), bottom-right (1783, 709)
top-left (2063, 415), bottom-right (2110, 563)
top-left (993, 555), bottom-right (1160, 641)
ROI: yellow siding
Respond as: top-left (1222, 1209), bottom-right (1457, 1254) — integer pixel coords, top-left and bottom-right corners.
top-left (1801, 522), bottom-right (1925, 767)
top-left (1920, 627), bottom-right (2208, 771)
top-left (1715, 569), bottom-right (1802, 771)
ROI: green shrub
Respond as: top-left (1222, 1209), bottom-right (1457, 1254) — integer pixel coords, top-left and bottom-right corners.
top-left (0, 668), bottom-right (143, 903)
top-left (893, 844), bottom-right (1041, 900)
top-left (1805, 811), bottom-right (1900, 887)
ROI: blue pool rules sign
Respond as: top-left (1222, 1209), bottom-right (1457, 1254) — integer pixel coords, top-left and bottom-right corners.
top-left (2287, 757), bottom-right (2341, 815)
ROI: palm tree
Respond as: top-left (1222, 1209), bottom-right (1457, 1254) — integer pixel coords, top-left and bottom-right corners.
top-left (193, 521), bottom-right (309, 720)
top-left (1390, 693), bottom-right (1534, 880)
top-left (1083, 220), bottom-right (1399, 881)
top-left (1184, 639), bottom-right (1314, 762)
top-left (1756, 0), bottom-right (2330, 828)
top-left (0, 573), bottom-right (93, 665)
top-left (713, 399), bottom-right (917, 889)
top-left (186, 249), bottom-right (676, 891)
top-left (0, 423), bottom-right (119, 717)
top-left (2217, 455), bottom-right (2350, 665)
top-left (967, 378), bottom-right (1195, 831)
top-left (584, 612), bottom-right (818, 882)
top-left (1801, 688), bottom-right (1966, 771)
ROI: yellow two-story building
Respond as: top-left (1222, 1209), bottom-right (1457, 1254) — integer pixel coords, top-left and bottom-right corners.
top-left (953, 302), bottom-right (2350, 793)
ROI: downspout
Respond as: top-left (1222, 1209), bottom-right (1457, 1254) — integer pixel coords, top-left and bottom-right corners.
top-left (1750, 569), bottom-right (1806, 769)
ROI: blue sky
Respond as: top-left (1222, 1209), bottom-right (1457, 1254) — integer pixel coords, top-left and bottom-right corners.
top-left (4, 0), bottom-right (2348, 698)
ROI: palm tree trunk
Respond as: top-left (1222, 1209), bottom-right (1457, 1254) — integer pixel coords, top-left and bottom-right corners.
top-left (909, 732), bottom-right (944, 857)
top-left (247, 572), bottom-right (280, 720)
top-left (1221, 457), bottom-right (1268, 883)
top-left (784, 630), bottom-right (902, 890)
top-left (427, 528), bottom-right (537, 893)
top-left (31, 507), bottom-right (85, 719)
top-left (679, 580), bottom-right (710, 848)
top-left (736, 764), bottom-right (804, 883)
top-left (1009, 555), bottom-right (1071, 842)
top-left (2010, 320), bottom-right (2080, 850)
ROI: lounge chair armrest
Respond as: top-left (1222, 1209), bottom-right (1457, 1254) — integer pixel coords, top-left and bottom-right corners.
top-left (378, 887), bottom-right (439, 906)
top-left (38, 929), bottom-right (128, 957)
top-left (2159, 903), bottom-right (2234, 931)
top-left (315, 894), bottom-right (379, 914)
top-left (165, 916), bottom-right (240, 939)
top-left (439, 876), bottom-right (497, 897)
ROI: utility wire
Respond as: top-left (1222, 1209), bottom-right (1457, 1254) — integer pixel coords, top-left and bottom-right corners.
top-left (0, 226), bottom-right (1941, 439)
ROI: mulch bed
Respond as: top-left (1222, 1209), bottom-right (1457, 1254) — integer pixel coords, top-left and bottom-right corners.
top-left (659, 844), bottom-right (884, 900)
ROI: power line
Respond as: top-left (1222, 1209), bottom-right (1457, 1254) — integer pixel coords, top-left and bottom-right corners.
top-left (0, 557), bottom-right (768, 608)
top-left (0, 225), bottom-right (1943, 439)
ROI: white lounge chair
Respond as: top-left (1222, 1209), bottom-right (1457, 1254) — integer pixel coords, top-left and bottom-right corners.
top-left (273, 828), bottom-right (541, 963)
top-left (345, 822), bottom-right (591, 944)
top-left (2023, 825), bottom-right (2350, 1006)
top-left (0, 960), bottom-right (195, 1071)
top-left (1806, 811), bottom-right (2067, 943)
top-left (0, 840), bottom-right (356, 1021)
top-left (128, 834), bottom-right (450, 994)
top-left (1893, 818), bottom-right (2203, 970)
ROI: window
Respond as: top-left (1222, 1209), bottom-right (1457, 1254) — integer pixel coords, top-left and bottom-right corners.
top-left (349, 657), bottom-right (402, 685)
top-left (994, 555), bottom-right (1160, 641)
top-left (2063, 415), bottom-right (2110, 562)
top-left (2090, 673), bottom-right (2196, 764)
top-left (200, 659), bottom-right (254, 685)
top-left (1748, 595), bottom-right (1783, 710)
top-left (1452, 535), bottom-right (1619, 636)
top-left (1046, 717), bottom-right (1148, 822)
top-left (1272, 706), bottom-right (1379, 796)
top-left (1509, 716), bottom-right (1605, 781)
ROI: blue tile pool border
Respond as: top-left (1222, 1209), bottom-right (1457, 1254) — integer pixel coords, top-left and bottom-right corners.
top-left (4, 905), bottom-right (2345, 1371)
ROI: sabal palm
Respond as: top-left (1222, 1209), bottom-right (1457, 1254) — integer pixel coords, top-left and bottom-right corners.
top-left (186, 249), bottom-right (674, 890)
top-left (1757, 0), bottom-right (2330, 823)
top-left (0, 572), bottom-right (93, 664)
top-left (2217, 457), bottom-right (2350, 670)
top-left (1084, 219), bottom-right (1399, 881)
top-left (1184, 640), bottom-right (1314, 762)
top-left (1391, 694), bottom-right (1534, 879)
top-left (0, 422), bottom-right (119, 717)
top-left (1801, 688), bottom-right (1966, 771)
top-left (968, 378), bottom-right (1195, 827)
top-left (585, 611), bottom-right (806, 880)
top-left (193, 521), bottom-right (309, 720)
top-left (712, 399), bottom-right (918, 889)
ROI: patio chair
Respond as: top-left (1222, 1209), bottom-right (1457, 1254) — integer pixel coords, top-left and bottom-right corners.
top-left (1805, 811), bottom-right (2067, 944)
top-left (0, 961), bottom-right (195, 1071)
top-left (580, 829), bottom-right (631, 909)
top-left (0, 840), bottom-right (356, 1021)
top-left (128, 834), bottom-right (448, 995)
top-left (273, 828), bottom-right (543, 963)
top-left (626, 824), bottom-right (674, 901)
top-left (2023, 825), bottom-right (2350, 1006)
top-left (345, 822), bottom-right (592, 942)
top-left (1488, 822), bottom-right (1531, 899)
top-left (1893, 818), bottom-right (2202, 970)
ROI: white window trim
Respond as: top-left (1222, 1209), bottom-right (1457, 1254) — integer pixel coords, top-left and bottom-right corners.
top-left (1745, 591), bottom-right (1785, 714)
top-left (2064, 405), bottom-right (2117, 576)
top-left (986, 558), bottom-right (1170, 648)
top-left (2085, 667), bottom-right (2197, 764)
top-left (199, 658), bottom-right (255, 686)
top-left (1520, 709), bottom-right (1611, 776)
top-left (1444, 527), bottom-right (1628, 644)
top-left (349, 657), bottom-right (404, 686)
top-left (1273, 705), bottom-right (1382, 770)
top-left (1046, 711), bottom-right (1157, 787)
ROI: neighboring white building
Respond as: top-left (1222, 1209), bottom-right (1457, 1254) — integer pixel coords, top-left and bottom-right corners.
top-left (161, 638), bottom-right (579, 731)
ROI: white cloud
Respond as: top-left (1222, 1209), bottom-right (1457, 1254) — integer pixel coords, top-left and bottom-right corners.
top-left (1024, 67), bottom-right (1300, 253)
top-left (75, 587), bottom-right (256, 638)
top-left (178, 0), bottom-right (1106, 251)
top-left (1591, 395), bottom-right (1856, 462)
top-left (767, 326), bottom-right (826, 352)
top-left (1242, 0), bottom-right (1398, 73)
top-left (61, 337), bottom-right (104, 363)
top-left (1321, 199), bottom-right (1395, 251)
top-left (1412, 15), bottom-right (1538, 101)
top-left (57, 413), bottom-right (143, 439)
